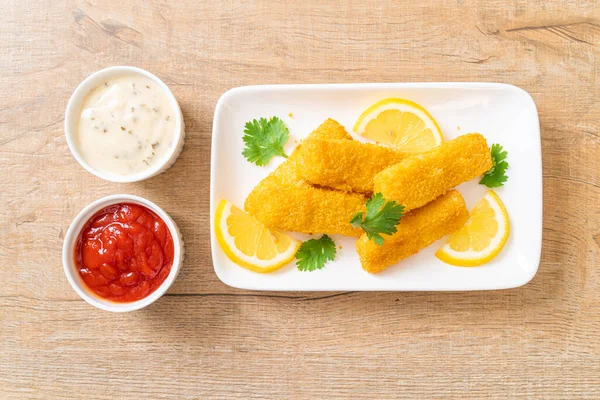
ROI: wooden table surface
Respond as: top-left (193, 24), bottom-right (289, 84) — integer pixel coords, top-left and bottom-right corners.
top-left (1, 1), bottom-right (599, 398)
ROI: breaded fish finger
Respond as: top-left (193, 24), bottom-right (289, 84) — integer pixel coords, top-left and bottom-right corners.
top-left (295, 139), bottom-right (406, 194)
top-left (245, 181), bottom-right (366, 236)
top-left (266, 118), bottom-right (353, 186)
top-left (374, 133), bottom-right (492, 211)
top-left (245, 119), bottom-right (365, 236)
top-left (356, 190), bottom-right (469, 273)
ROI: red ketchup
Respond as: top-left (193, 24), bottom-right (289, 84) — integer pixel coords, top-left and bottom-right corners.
top-left (74, 203), bottom-right (174, 302)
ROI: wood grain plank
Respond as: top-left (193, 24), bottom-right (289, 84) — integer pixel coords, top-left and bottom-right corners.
top-left (1, 295), bottom-right (599, 399)
top-left (1, 0), bottom-right (599, 398)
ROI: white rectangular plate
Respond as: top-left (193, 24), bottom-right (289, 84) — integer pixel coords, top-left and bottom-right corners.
top-left (210, 83), bottom-right (542, 291)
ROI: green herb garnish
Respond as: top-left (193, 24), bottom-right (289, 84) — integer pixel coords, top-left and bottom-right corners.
top-left (480, 144), bottom-right (509, 188)
top-left (350, 193), bottom-right (405, 245)
top-left (295, 235), bottom-right (337, 272)
top-left (242, 117), bottom-right (289, 166)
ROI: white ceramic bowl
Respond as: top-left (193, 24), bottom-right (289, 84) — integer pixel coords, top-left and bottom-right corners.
top-left (62, 194), bottom-right (184, 312)
top-left (64, 66), bottom-right (185, 182)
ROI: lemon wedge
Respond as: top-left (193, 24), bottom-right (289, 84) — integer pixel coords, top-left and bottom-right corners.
top-left (353, 98), bottom-right (443, 153)
top-left (214, 199), bottom-right (300, 273)
top-left (436, 191), bottom-right (509, 267)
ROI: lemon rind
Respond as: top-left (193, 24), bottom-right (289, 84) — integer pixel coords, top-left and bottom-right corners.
top-left (352, 98), bottom-right (443, 147)
top-left (214, 200), bottom-right (300, 273)
top-left (435, 191), bottom-right (509, 267)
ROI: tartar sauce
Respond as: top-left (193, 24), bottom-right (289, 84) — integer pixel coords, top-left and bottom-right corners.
top-left (77, 74), bottom-right (177, 175)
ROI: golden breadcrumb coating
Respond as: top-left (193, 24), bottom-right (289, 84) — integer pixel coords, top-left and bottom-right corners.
top-left (263, 118), bottom-right (354, 187)
top-left (374, 133), bottom-right (492, 211)
top-left (245, 119), bottom-right (366, 236)
top-left (245, 181), bottom-right (366, 236)
top-left (306, 118), bottom-right (354, 142)
top-left (295, 139), bottom-right (406, 194)
top-left (356, 190), bottom-right (469, 273)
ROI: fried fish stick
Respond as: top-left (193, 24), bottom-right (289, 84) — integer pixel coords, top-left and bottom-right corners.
top-left (245, 119), bottom-right (365, 236)
top-left (356, 190), bottom-right (469, 273)
top-left (245, 181), bottom-right (366, 236)
top-left (295, 139), bottom-right (406, 194)
top-left (374, 133), bottom-right (492, 211)
top-left (267, 118), bottom-right (353, 186)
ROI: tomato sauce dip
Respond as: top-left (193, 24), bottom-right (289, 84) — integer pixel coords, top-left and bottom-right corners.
top-left (74, 203), bottom-right (174, 303)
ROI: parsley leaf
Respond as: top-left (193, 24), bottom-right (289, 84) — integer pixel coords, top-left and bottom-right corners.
top-left (480, 143), bottom-right (509, 188)
top-left (242, 117), bottom-right (289, 166)
top-left (350, 193), bottom-right (405, 245)
top-left (295, 235), bottom-right (337, 272)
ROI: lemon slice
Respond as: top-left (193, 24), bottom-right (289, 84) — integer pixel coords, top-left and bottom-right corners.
top-left (436, 191), bottom-right (509, 267)
top-left (353, 98), bottom-right (443, 153)
top-left (214, 199), bottom-right (300, 273)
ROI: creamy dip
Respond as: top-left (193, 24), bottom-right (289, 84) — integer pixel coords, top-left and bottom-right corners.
top-left (77, 74), bottom-right (177, 175)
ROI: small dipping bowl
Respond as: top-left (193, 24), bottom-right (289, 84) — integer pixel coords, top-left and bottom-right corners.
top-left (62, 194), bottom-right (184, 312)
top-left (65, 66), bottom-right (185, 182)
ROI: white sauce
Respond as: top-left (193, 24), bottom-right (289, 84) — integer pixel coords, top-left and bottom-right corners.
top-left (77, 74), bottom-right (177, 175)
